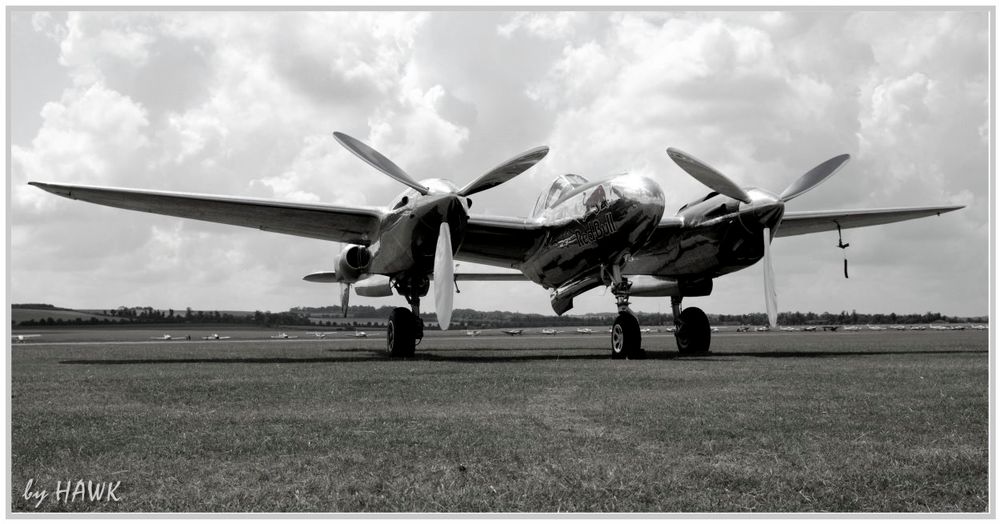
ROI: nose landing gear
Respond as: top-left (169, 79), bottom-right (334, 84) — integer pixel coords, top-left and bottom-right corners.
top-left (607, 264), bottom-right (644, 359)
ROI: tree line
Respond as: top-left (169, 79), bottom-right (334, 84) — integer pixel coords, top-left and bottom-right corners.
top-left (13, 303), bottom-right (987, 329)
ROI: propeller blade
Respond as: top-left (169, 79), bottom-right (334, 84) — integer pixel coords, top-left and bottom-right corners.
top-left (763, 227), bottom-right (778, 329)
top-left (340, 283), bottom-right (350, 318)
top-left (667, 148), bottom-right (752, 204)
top-left (333, 132), bottom-right (430, 195)
top-left (433, 223), bottom-right (455, 330)
top-left (779, 154), bottom-right (851, 202)
top-left (457, 146), bottom-right (550, 197)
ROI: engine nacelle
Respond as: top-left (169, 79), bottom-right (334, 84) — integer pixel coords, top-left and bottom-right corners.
top-left (354, 275), bottom-right (393, 297)
top-left (335, 245), bottom-right (372, 282)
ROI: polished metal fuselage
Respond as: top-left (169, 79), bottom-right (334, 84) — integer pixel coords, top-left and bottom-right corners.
top-left (519, 174), bottom-right (665, 289)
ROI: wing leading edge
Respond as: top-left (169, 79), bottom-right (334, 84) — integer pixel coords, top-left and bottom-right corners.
top-left (29, 182), bottom-right (384, 245)
top-left (775, 205), bottom-right (964, 237)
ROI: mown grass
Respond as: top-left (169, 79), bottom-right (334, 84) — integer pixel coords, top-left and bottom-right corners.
top-left (10, 330), bottom-right (989, 513)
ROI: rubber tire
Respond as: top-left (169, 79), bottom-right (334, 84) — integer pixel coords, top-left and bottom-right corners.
top-left (387, 307), bottom-right (416, 358)
top-left (675, 306), bottom-right (711, 355)
top-left (611, 313), bottom-right (644, 359)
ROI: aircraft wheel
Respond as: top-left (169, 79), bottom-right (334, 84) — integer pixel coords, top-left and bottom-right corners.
top-left (675, 306), bottom-right (711, 355)
top-left (611, 313), bottom-right (643, 359)
top-left (387, 307), bottom-right (416, 357)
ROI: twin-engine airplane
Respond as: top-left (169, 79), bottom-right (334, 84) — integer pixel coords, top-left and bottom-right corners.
top-left (30, 131), bottom-right (962, 358)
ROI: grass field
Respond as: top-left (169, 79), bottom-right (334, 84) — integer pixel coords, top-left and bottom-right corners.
top-left (10, 329), bottom-right (989, 513)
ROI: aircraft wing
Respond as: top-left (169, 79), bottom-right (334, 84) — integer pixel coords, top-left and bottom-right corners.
top-left (456, 215), bottom-right (547, 268)
top-left (29, 182), bottom-right (384, 245)
top-left (775, 205), bottom-right (964, 237)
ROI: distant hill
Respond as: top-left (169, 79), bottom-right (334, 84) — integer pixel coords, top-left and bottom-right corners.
top-left (11, 307), bottom-right (117, 324)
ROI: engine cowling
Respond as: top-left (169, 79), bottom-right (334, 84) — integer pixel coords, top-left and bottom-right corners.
top-left (335, 245), bottom-right (372, 282)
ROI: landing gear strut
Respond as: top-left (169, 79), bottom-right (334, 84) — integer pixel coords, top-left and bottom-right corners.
top-left (607, 265), bottom-right (644, 359)
top-left (387, 277), bottom-right (427, 358)
top-left (672, 297), bottom-right (711, 355)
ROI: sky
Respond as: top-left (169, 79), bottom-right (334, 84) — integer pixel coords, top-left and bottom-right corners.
top-left (8, 9), bottom-right (991, 318)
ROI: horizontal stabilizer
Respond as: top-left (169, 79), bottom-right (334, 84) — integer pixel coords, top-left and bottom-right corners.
top-left (454, 273), bottom-right (529, 281)
top-left (303, 271), bottom-right (341, 283)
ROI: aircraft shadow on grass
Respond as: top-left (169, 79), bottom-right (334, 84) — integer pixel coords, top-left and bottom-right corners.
top-left (58, 348), bottom-right (985, 366)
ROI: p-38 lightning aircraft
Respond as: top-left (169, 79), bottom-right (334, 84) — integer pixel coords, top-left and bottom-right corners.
top-left (31, 131), bottom-right (961, 358)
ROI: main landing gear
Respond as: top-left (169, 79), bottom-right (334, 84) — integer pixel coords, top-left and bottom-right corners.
top-left (606, 263), bottom-right (713, 357)
top-left (386, 278), bottom-right (426, 358)
top-left (672, 296), bottom-right (711, 355)
top-left (608, 267), bottom-right (644, 360)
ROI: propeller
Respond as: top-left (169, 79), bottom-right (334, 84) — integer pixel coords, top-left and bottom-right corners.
top-left (762, 227), bottom-right (777, 329)
top-left (667, 148), bottom-right (850, 204)
top-left (333, 132), bottom-right (430, 195)
top-left (667, 148), bottom-right (752, 203)
top-left (667, 148), bottom-right (851, 329)
top-left (457, 146), bottom-right (550, 197)
top-left (340, 283), bottom-right (351, 318)
top-left (334, 131), bottom-right (549, 198)
top-left (333, 131), bottom-right (548, 331)
top-left (779, 154), bottom-right (851, 202)
top-left (433, 223), bottom-right (454, 330)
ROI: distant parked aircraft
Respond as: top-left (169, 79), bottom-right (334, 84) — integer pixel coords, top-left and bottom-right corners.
top-left (779, 326), bottom-right (799, 332)
top-left (540, 329), bottom-right (560, 335)
top-left (801, 326), bottom-right (817, 332)
top-left (150, 334), bottom-right (175, 340)
top-left (843, 326), bottom-right (862, 331)
top-left (11, 334), bottom-right (41, 343)
top-left (354, 331), bottom-right (368, 338)
top-left (201, 333), bottom-right (231, 340)
top-left (970, 324), bottom-right (988, 330)
top-left (502, 329), bottom-right (523, 336)
top-left (270, 332), bottom-right (299, 339)
top-left (576, 328), bottom-right (593, 334)
top-left (867, 325), bottom-right (887, 331)
top-left (466, 330), bottom-right (481, 337)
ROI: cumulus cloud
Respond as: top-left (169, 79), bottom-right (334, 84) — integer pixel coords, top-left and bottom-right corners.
top-left (12, 82), bottom-right (150, 213)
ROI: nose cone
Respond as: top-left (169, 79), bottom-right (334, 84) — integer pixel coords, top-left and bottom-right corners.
top-left (613, 173), bottom-right (666, 222)
top-left (740, 188), bottom-right (784, 231)
top-left (609, 174), bottom-right (666, 248)
top-left (429, 193), bottom-right (469, 240)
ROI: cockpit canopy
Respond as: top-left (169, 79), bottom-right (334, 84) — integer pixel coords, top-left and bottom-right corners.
top-left (531, 174), bottom-right (589, 217)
